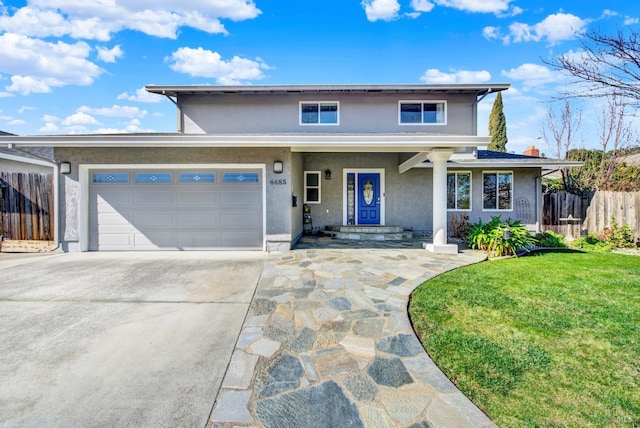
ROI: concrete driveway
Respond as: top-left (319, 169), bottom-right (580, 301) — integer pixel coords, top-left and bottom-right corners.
top-left (0, 251), bottom-right (266, 427)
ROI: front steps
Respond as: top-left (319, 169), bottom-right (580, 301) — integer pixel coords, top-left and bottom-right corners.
top-left (322, 225), bottom-right (413, 241)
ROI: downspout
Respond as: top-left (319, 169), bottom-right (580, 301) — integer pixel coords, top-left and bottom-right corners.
top-left (6, 144), bottom-right (61, 250)
top-left (162, 91), bottom-right (184, 133)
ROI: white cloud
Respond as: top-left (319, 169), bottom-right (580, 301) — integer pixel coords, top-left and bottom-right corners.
top-left (39, 122), bottom-right (59, 132)
top-left (483, 26), bottom-right (501, 40)
top-left (0, 1), bottom-right (261, 41)
top-left (18, 106), bottom-right (36, 114)
top-left (96, 45), bottom-right (123, 63)
top-left (0, 91), bottom-right (13, 98)
top-left (0, 33), bottom-right (103, 94)
top-left (7, 75), bottom-right (58, 94)
top-left (624, 16), bottom-right (639, 25)
top-left (61, 112), bottom-right (99, 126)
top-left (362, 0), bottom-right (401, 22)
top-left (505, 13), bottom-right (589, 45)
top-left (420, 68), bottom-right (492, 84)
top-left (411, 0), bottom-right (434, 13)
top-left (117, 86), bottom-right (162, 103)
top-left (501, 63), bottom-right (563, 91)
top-left (166, 47), bottom-right (269, 84)
top-left (77, 105), bottom-right (148, 118)
top-left (66, 125), bottom-right (89, 134)
top-left (95, 119), bottom-right (155, 134)
top-left (8, 119), bottom-right (25, 125)
top-left (432, 0), bottom-right (512, 14)
top-left (42, 114), bottom-right (60, 122)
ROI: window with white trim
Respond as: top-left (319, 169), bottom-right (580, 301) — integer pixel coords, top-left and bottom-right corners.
top-left (447, 171), bottom-right (471, 210)
top-left (300, 102), bottom-right (339, 125)
top-left (483, 171), bottom-right (513, 210)
top-left (304, 171), bottom-right (321, 203)
top-left (399, 101), bottom-right (446, 125)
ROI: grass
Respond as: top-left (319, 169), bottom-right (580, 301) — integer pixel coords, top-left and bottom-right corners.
top-left (408, 251), bottom-right (640, 427)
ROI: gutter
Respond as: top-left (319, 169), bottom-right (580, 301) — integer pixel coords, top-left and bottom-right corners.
top-left (3, 144), bottom-right (61, 251)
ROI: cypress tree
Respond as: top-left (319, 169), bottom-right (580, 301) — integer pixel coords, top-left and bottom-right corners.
top-left (488, 92), bottom-right (508, 152)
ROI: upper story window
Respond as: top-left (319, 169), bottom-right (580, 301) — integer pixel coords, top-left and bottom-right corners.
top-left (300, 102), bottom-right (339, 125)
top-left (399, 101), bottom-right (446, 125)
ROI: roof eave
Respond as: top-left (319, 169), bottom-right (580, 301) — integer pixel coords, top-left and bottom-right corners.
top-left (145, 83), bottom-right (511, 97)
top-left (0, 134), bottom-right (491, 153)
top-left (416, 160), bottom-right (584, 169)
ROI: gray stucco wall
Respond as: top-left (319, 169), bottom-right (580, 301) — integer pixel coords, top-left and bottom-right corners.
top-left (301, 153), bottom-right (434, 232)
top-left (54, 147), bottom-right (292, 251)
top-left (299, 154), bottom-right (541, 234)
top-left (179, 92), bottom-right (476, 135)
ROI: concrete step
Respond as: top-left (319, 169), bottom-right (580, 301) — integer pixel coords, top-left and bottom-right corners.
top-left (326, 225), bottom-right (405, 234)
top-left (322, 227), bottom-right (414, 241)
top-left (332, 231), bottom-right (414, 241)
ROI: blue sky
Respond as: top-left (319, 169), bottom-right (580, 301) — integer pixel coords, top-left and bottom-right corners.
top-left (0, 0), bottom-right (637, 154)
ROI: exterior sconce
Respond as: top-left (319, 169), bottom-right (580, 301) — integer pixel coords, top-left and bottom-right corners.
top-left (60, 162), bottom-right (71, 174)
top-left (502, 227), bottom-right (511, 240)
top-left (324, 169), bottom-right (332, 180)
top-left (273, 160), bottom-right (284, 174)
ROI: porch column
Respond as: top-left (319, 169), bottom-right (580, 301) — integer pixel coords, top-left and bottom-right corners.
top-left (424, 149), bottom-right (458, 254)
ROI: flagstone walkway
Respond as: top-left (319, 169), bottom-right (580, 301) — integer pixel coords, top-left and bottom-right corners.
top-left (210, 238), bottom-right (496, 428)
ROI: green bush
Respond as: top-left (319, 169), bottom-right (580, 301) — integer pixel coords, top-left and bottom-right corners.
top-left (466, 216), bottom-right (536, 257)
top-left (533, 231), bottom-right (566, 248)
top-left (570, 218), bottom-right (637, 252)
top-left (571, 234), bottom-right (613, 252)
top-left (605, 218), bottom-right (636, 248)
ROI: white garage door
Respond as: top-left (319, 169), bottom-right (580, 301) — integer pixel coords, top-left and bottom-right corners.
top-left (89, 169), bottom-right (263, 250)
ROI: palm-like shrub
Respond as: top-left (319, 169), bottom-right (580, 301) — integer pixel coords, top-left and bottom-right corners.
top-left (466, 216), bottom-right (536, 257)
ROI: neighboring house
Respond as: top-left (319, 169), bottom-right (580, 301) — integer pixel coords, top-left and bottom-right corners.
top-left (0, 132), bottom-right (54, 174)
top-left (0, 84), bottom-right (579, 253)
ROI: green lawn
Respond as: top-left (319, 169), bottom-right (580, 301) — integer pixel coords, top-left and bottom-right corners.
top-left (409, 251), bottom-right (640, 427)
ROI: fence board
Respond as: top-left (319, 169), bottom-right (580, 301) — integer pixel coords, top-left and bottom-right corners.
top-left (544, 190), bottom-right (640, 239)
top-left (0, 172), bottom-right (54, 241)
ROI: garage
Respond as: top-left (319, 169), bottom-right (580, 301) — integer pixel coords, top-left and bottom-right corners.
top-left (88, 168), bottom-right (263, 250)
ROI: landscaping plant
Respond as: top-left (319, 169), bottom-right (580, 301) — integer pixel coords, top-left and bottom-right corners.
top-left (466, 215), bottom-right (535, 257)
top-left (571, 218), bottom-right (637, 252)
top-left (533, 230), bottom-right (566, 248)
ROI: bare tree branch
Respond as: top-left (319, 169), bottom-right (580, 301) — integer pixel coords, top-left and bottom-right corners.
top-left (544, 28), bottom-right (640, 103)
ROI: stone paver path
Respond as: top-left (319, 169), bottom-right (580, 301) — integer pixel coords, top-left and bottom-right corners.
top-left (210, 239), bottom-right (496, 427)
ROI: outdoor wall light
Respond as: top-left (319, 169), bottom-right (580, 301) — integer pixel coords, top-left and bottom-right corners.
top-left (502, 227), bottom-right (511, 240)
top-left (324, 169), bottom-right (332, 180)
top-left (273, 160), bottom-right (284, 174)
top-left (60, 162), bottom-right (71, 174)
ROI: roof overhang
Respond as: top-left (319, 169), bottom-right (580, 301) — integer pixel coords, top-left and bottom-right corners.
top-left (145, 83), bottom-right (511, 98)
top-left (415, 159), bottom-right (584, 169)
top-left (0, 151), bottom-right (55, 167)
top-left (0, 133), bottom-right (490, 153)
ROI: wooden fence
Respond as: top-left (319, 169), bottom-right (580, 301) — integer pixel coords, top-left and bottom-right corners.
top-left (543, 191), bottom-right (640, 239)
top-left (0, 172), bottom-right (54, 241)
top-left (584, 191), bottom-right (640, 238)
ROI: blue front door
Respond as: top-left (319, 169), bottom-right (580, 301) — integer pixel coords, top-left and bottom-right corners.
top-left (358, 173), bottom-right (380, 224)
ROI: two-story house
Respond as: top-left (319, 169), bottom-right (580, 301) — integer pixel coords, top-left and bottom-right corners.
top-left (0, 84), bottom-right (577, 253)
